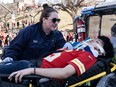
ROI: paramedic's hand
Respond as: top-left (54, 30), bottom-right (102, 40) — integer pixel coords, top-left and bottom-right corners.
top-left (63, 42), bottom-right (74, 50)
top-left (8, 68), bottom-right (33, 83)
top-left (2, 57), bottom-right (13, 62)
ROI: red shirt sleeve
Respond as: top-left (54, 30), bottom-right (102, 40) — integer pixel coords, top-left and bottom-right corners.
top-left (68, 51), bottom-right (97, 76)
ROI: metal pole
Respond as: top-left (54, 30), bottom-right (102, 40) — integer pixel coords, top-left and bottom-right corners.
top-left (12, 11), bottom-right (15, 33)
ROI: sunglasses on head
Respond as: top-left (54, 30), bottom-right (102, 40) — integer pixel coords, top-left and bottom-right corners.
top-left (50, 18), bottom-right (60, 23)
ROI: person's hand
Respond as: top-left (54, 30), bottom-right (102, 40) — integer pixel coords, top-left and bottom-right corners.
top-left (63, 42), bottom-right (74, 50)
top-left (2, 57), bottom-right (13, 62)
top-left (8, 68), bottom-right (33, 83)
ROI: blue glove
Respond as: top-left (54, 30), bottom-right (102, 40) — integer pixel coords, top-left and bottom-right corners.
top-left (63, 42), bottom-right (74, 50)
top-left (2, 57), bottom-right (13, 62)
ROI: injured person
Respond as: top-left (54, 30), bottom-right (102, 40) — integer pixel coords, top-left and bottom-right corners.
top-left (3, 36), bottom-right (114, 83)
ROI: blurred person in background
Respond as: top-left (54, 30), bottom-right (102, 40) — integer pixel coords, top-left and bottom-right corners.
top-left (110, 23), bottom-right (116, 53)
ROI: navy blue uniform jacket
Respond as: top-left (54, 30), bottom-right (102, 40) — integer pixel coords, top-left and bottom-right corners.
top-left (4, 22), bottom-right (66, 60)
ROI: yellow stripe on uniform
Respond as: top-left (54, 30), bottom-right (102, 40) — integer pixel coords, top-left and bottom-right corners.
top-left (71, 59), bottom-right (85, 74)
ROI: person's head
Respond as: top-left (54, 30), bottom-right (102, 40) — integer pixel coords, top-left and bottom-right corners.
top-left (40, 4), bottom-right (60, 31)
top-left (97, 36), bottom-right (114, 58)
top-left (83, 38), bottom-right (105, 57)
top-left (111, 23), bottom-right (116, 36)
top-left (83, 36), bottom-right (114, 58)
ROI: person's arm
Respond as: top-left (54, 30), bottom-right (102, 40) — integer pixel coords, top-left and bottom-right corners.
top-left (8, 64), bottom-right (76, 83)
top-left (3, 27), bottom-right (31, 61)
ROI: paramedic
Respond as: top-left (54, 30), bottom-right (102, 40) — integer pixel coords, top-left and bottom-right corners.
top-left (2, 4), bottom-right (73, 64)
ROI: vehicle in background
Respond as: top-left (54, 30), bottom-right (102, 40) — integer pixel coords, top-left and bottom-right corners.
top-left (74, 1), bottom-right (116, 53)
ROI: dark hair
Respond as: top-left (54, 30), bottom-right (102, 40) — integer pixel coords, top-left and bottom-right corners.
top-left (39, 4), bottom-right (58, 23)
top-left (98, 36), bottom-right (114, 58)
top-left (111, 23), bottom-right (116, 34)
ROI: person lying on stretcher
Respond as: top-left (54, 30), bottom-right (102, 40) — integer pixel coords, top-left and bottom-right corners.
top-left (8, 36), bottom-right (114, 83)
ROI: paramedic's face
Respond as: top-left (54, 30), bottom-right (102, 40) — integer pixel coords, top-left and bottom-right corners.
top-left (44, 12), bottom-right (60, 31)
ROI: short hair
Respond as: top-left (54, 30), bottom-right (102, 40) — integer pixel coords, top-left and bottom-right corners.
top-left (98, 36), bottom-right (114, 58)
top-left (39, 4), bottom-right (58, 23)
top-left (111, 23), bottom-right (116, 35)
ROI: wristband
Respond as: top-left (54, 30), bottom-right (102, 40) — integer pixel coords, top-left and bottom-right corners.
top-left (34, 67), bottom-right (36, 75)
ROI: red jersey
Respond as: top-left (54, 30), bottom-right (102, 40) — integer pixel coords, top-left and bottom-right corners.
top-left (41, 50), bottom-right (97, 76)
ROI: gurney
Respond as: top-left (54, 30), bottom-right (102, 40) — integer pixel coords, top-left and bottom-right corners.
top-left (0, 58), bottom-right (116, 87)
top-left (1, 42), bottom-right (116, 87)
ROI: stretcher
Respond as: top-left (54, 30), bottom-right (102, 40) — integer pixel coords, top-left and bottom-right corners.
top-left (0, 59), bottom-right (115, 87)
